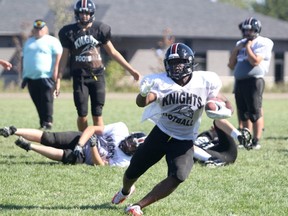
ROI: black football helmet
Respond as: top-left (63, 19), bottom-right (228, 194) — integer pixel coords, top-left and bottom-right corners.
top-left (164, 43), bottom-right (195, 80)
top-left (119, 132), bottom-right (146, 156)
top-left (241, 17), bottom-right (261, 39)
top-left (74, 0), bottom-right (96, 25)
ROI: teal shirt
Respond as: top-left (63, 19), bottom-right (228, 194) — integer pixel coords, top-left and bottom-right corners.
top-left (22, 35), bottom-right (62, 79)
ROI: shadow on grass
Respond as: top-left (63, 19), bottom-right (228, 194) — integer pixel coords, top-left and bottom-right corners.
top-left (0, 154), bottom-right (65, 165)
top-left (0, 202), bottom-right (117, 210)
top-left (265, 136), bottom-right (288, 140)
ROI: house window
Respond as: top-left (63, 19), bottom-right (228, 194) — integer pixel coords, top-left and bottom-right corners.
top-left (274, 53), bottom-right (284, 83)
top-left (194, 53), bottom-right (206, 71)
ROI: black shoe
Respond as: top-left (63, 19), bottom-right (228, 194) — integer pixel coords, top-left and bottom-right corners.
top-left (15, 137), bottom-right (31, 152)
top-left (0, 126), bottom-right (17, 137)
top-left (252, 138), bottom-right (261, 150)
top-left (238, 128), bottom-right (252, 150)
top-left (204, 158), bottom-right (226, 167)
top-left (40, 122), bottom-right (52, 130)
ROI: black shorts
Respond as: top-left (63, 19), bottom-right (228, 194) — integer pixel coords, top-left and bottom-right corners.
top-left (235, 77), bottom-right (264, 122)
top-left (73, 74), bottom-right (106, 117)
top-left (41, 131), bottom-right (84, 164)
top-left (125, 126), bottom-right (194, 182)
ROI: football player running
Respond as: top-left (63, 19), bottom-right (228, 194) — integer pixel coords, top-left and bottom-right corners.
top-left (111, 43), bottom-right (232, 215)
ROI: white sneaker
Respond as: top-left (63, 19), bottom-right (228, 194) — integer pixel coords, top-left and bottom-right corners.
top-left (125, 204), bottom-right (143, 216)
top-left (111, 185), bottom-right (136, 204)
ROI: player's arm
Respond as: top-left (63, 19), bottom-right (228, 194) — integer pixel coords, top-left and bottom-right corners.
top-left (136, 92), bottom-right (157, 107)
top-left (136, 79), bottom-right (156, 107)
top-left (77, 125), bottom-right (104, 147)
top-left (227, 42), bottom-right (245, 70)
top-left (103, 41), bottom-right (141, 81)
top-left (52, 53), bottom-right (62, 82)
top-left (245, 40), bottom-right (263, 66)
top-left (0, 59), bottom-right (12, 70)
top-left (56, 48), bottom-right (70, 97)
top-left (90, 145), bottom-right (106, 166)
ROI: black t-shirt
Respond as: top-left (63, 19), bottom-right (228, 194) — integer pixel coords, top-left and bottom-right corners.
top-left (58, 21), bottom-right (111, 76)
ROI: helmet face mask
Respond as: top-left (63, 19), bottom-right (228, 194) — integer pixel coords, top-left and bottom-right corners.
top-left (242, 17), bottom-right (261, 39)
top-left (164, 43), bottom-right (195, 80)
top-left (74, 0), bottom-right (96, 25)
top-left (119, 132), bottom-right (146, 156)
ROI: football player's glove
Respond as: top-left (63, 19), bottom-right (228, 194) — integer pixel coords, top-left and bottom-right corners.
top-left (140, 80), bottom-right (154, 97)
top-left (73, 144), bottom-right (84, 157)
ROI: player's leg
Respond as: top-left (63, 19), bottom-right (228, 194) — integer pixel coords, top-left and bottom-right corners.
top-left (30, 144), bottom-right (64, 161)
top-left (89, 75), bottom-right (105, 128)
top-left (39, 79), bottom-right (54, 129)
top-left (27, 79), bottom-right (43, 128)
top-left (14, 128), bottom-right (44, 143)
top-left (248, 78), bottom-right (265, 149)
top-left (112, 126), bottom-right (166, 205)
top-left (73, 76), bottom-right (89, 131)
top-left (133, 138), bottom-right (193, 209)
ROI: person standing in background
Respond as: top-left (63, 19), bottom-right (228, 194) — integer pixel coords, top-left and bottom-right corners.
top-left (57, 0), bottom-right (141, 132)
top-left (228, 17), bottom-right (273, 149)
top-left (22, 19), bottom-right (63, 130)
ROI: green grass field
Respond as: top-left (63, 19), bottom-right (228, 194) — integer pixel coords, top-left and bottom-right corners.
top-left (0, 93), bottom-right (287, 216)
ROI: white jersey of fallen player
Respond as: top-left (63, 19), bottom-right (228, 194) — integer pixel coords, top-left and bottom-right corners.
top-left (83, 122), bottom-right (132, 167)
top-left (141, 71), bottom-right (222, 140)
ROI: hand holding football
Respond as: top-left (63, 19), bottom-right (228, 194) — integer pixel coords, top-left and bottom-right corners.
top-left (205, 98), bottom-right (232, 119)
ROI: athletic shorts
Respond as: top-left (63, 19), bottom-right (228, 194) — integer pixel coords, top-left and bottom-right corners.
top-left (125, 126), bottom-right (194, 182)
top-left (41, 131), bottom-right (84, 164)
top-left (73, 74), bottom-right (105, 117)
top-left (234, 77), bottom-right (264, 121)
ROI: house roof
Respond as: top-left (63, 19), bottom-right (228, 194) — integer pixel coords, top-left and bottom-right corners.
top-left (93, 0), bottom-right (288, 40)
top-left (0, 0), bottom-right (287, 40)
top-left (0, 0), bottom-right (52, 35)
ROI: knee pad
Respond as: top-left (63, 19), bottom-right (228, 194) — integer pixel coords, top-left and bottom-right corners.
top-left (91, 105), bottom-right (103, 116)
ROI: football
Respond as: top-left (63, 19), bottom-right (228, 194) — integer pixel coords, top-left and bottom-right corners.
top-left (205, 98), bottom-right (225, 111)
top-left (205, 97), bottom-right (232, 119)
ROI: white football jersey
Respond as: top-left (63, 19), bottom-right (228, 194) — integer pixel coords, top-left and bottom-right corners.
top-left (141, 71), bottom-right (222, 140)
top-left (83, 122), bottom-right (132, 167)
top-left (235, 36), bottom-right (274, 78)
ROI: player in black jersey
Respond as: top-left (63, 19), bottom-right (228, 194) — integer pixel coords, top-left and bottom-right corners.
top-left (58, 0), bottom-right (141, 131)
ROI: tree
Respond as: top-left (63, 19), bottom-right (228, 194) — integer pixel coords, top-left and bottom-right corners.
top-left (252, 0), bottom-right (288, 21)
top-left (48, 0), bottom-right (74, 37)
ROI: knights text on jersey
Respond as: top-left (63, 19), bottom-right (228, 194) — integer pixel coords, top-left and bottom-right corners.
top-left (141, 72), bottom-right (222, 140)
top-left (58, 21), bottom-right (111, 76)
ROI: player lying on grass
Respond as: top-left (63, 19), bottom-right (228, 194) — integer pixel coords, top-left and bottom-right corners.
top-left (193, 119), bottom-right (252, 167)
top-left (0, 122), bottom-right (146, 167)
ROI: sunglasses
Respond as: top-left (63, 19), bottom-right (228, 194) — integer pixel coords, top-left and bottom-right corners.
top-left (33, 20), bottom-right (46, 29)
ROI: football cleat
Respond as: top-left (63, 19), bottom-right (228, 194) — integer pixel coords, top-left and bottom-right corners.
top-left (252, 138), bottom-right (261, 150)
top-left (125, 204), bottom-right (143, 216)
top-left (112, 185), bottom-right (136, 204)
top-left (0, 126), bottom-right (17, 137)
top-left (238, 128), bottom-right (252, 150)
top-left (204, 158), bottom-right (226, 167)
top-left (15, 137), bottom-right (31, 152)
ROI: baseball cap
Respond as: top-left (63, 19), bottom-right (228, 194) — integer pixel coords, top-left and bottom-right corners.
top-left (33, 19), bottom-right (46, 29)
